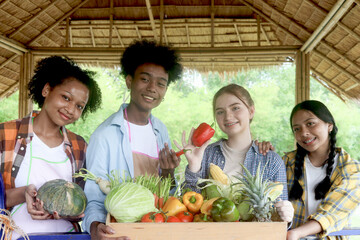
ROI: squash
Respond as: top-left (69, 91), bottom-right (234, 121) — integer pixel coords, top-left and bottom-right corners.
top-left (37, 179), bottom-right (87, 217)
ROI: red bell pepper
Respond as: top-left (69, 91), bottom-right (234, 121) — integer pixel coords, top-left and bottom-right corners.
top-left (192, 122), bottom-right (215, 147)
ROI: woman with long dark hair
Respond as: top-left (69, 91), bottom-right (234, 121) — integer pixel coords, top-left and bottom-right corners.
top-left (285, 100), bottom-right (360, 240)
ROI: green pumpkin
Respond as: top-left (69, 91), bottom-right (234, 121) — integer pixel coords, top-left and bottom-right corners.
top-left (37, 179), bottom-right (87, 217)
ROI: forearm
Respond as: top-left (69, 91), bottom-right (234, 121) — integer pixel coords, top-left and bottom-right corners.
top-left (288, 220), bottom-right (322, 239)
top-left (5, 186), bottom-right (27, 208)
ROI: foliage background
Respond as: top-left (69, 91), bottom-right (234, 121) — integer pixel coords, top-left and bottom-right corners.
top-left (1, 65), bottom-right (359, 232)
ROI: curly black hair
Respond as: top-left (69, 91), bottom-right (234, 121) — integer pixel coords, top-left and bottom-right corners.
top-left (288, 100), bottom-right (338, 200)
top-left (28, 56), bottom-right (102, 119)
top-left (120, 39), bottom-right (183, 85)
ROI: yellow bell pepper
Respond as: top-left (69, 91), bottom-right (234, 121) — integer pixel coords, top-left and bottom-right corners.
top-left (182, 191), bottom-right (204, 214)
top-left (162, 196), bottom-right (187, 216)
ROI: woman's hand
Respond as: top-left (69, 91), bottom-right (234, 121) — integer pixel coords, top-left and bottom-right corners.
top-left (174, 128), bottom-right (211, 173)
top-left (91, 221), bottom-right (130, 240)
top-left (254, 140), bottom-right (275, 155)
top-left (275, 200), bottom-right (294, 223)
top-left (25, 184), bottom-right (51, 220)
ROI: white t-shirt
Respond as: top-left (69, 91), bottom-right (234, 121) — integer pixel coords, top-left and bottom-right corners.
top-left (304, 153), bottom-right (338, 220)
top-left (222, 141), bottom-right (247, 177)
top-left (124, 120), bottom-right (159, 176)
top-left (11, 132), bottom-right (73, 239)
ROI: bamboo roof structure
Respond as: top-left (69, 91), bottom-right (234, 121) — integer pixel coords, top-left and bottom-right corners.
top-left (0, 0), bottom-right (360, 104)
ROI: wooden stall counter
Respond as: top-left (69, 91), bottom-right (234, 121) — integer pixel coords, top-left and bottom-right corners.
top-left (106, 213), bottom-right (287, 240)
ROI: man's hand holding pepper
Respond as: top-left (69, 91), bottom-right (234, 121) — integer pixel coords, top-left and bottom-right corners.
top-left (159, 143), bottom-right (181, 179)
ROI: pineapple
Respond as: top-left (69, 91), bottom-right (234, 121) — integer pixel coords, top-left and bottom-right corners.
top-left (232, 163), bottom-right (283, 222)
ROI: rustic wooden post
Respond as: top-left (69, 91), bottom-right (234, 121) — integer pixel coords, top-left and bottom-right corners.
top-left (295, 50), bottom-right (310, 104)
top-left (18, 52), bottom-right (33, 118)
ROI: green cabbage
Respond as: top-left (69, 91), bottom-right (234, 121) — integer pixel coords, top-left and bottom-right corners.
top-left (104, 182), bottom-right (157, 222)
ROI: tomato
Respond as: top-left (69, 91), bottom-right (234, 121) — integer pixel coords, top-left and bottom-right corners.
top-left (166, 216), bottom-right (181, 222)
top-left (176, 211), bottom-right (194, 222)
top-left (141, 212), bottom-right (165, 223)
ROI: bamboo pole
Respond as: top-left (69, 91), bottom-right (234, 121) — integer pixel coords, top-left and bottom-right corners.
top-left (0, 82), bottom-right (18, 99)
top-left (0, 55), bottom-right (18, 70)
top-left (301, 0), bottom-right (354, 53)
top-left (295, 51), bottom-right (310, 104)
top-left (109, 0), bottom-right (114, 47)
top-left (90, 26), bottom-right (96, 47)
top-left (145, 0), bottom-right (158, 40)
top-left (18, 53), bottom-right (33, 118)
top-left (114, 26), bottom-right (124, 47)
top-left (0, 35), bottom-right (28, 54)
top-left (135, 25), bottom-right (142, 39)
top-left (337, 22), bottom-right (360, 42)
top-left (163, 25), bottom-right (168, 45)
top-left (211, 0), bottom-right (215, 47)
top-left (186, 23), bottom-right (191, 47)
top-left (28, 0), bottom-right (90, 45)
top-left (160, 0), bottom-right (164, 44)
top-left (260, 24), bottom-right (271, 45)
top-left (0, 0), bottom-right (10, 9)
top-left (257, 15), bottom-right (261, 46)
top-left (234, 24), bottom-right (243, 46)
top-left (310, 69), bottom-right (349, 101)
top-left (65, 17), bottom-right (70, 47)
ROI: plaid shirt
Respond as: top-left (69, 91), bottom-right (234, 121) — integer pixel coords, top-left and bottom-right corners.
top-left (0, 111), bottom-right (87, 190)
top-left (184, 139), bottom-right (288, 200)
top-left (284, 148), bottom-right (360, 239)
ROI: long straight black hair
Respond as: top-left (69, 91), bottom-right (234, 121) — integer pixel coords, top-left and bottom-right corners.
top-left (289, 100), bottom-right (338, 200)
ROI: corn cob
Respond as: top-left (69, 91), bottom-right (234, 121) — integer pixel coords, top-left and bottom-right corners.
top-left (209, 163), bottom-right (230, 185)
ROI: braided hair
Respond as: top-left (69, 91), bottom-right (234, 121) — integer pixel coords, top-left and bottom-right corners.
top-left (289, 100), bottom-right (338, 200)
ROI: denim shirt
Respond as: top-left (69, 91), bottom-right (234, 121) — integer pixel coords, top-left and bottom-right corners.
top-left (184, 139), bottom-right (288, 200)
top-left (82, 104), bottom-right (171, 232)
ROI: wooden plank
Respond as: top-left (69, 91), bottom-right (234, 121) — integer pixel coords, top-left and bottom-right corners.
top-left (106, 214), bottom-right (287, 240)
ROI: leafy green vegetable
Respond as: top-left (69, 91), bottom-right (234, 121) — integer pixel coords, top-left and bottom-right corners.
top-left (104, 182), bottom-right (157, 223)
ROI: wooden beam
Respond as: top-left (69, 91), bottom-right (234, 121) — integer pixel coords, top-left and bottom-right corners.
top-left (109, 0), bottom-right (114, 47)
top-left (211, 0), bottom-right (215, 47)
top-left (18, 53), bottom-right (33, 118)
top-left (260, 24), bottom-right (271, 45)
top-left (90, 26), bottom-right (96, 47)
top-left (0, 55), bottom-right (18, 70)
top-left (256, 15), bottom-right (261, 46)
top-left (65, 17), bottom-right (70, 47)
top-left (0, 35), bottom-right (28, 54)
top-left (114, 26), bottom-right (124, 47)
top-left (311, 69), bottom-right (349, 101)
top-left (0, 82), bottom-right (18, 99)
top-left (186, 24), bottom-right (191, 47)
top-left (30, 45), bottom-right (299, 57)
top-left (28, 0), bottom-right (90, 45)
top-left (163, 25), bottom-right (168, 45)
top-left (234, 24), bottom-right (243, 46)
top-left (135, 25), bottom-right (142, 39)
top-left (160, 0), bottom-right (164, 44)
top-left (9, 0), bottom-right (62, 38)
top-left (301, 0), bottom-right (354, 53)
top-left (69, 25), bottom-right (73, 47)
top-left (295, 51), bottom-right (310, 103)
top-left (145, 0), bottom-right (158, 40)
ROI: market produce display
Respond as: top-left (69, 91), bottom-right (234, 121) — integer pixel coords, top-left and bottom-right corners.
top-left (74, 162), bottom-right (284, 224)
top-left (37, 179), bottom-right (87, 217)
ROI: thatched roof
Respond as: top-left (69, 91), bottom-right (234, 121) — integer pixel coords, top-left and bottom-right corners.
top-left (0, 0), bottom-right (360, 103)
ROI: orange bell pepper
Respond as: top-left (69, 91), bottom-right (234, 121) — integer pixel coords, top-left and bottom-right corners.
top-left (182, 191), bottom-right (204, 214)
top-left (162, 196), bottom-right (187, 216)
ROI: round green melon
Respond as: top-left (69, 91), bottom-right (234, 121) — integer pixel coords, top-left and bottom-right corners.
top-left (37, 179), bottom-right (87, 217)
